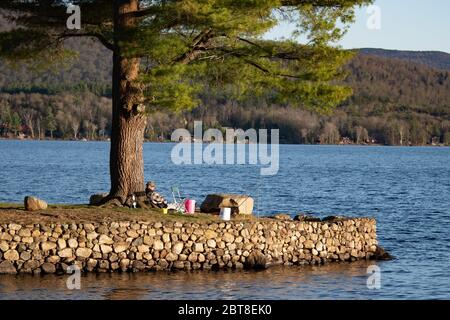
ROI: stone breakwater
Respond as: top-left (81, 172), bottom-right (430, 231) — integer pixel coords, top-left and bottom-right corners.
top-left (0, 217), bottom-right (378, 274)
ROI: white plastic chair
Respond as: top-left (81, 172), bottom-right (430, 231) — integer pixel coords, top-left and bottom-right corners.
top-left (168, 186), bottom-right (185, 213)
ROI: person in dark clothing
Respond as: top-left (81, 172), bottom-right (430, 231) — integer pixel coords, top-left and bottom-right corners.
top-left (145, 181), bottom-right (168, 208)
top-left (125, 181), bottom-right (168, 209)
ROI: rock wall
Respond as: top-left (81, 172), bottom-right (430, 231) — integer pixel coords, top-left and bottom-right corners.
top-left (0, 217), bottom-right (378, 274)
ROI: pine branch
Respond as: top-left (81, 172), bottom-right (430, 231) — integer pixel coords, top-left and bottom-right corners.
top-left (59, 32), bottom-right (114, 51)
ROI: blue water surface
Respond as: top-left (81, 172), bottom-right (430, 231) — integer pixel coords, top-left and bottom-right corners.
top-left (0, 140), bottom-right (449, 299)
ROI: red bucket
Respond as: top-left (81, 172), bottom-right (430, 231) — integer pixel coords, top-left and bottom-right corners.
top-left (184, 199), bottom-right (196, 214)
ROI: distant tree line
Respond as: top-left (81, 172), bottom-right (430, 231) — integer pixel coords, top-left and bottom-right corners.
top-left (1, 90), bottom-right (449, 146)
top-left (0, 92), bottom-right (110, 140)
top-left (0, 39), bottom-right (449, 146)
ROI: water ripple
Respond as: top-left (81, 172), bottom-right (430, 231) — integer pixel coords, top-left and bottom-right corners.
top-left (0, 141), bottom-right (449, 299)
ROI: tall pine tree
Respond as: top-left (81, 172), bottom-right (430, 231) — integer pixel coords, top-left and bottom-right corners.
top-left (0, 0), bottom-right (372, 204)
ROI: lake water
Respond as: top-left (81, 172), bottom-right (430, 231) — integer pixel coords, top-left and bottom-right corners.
top-left (0, 140), bottom-right (449, 299)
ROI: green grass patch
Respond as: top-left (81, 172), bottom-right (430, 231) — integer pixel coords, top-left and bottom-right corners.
top-left (0, 202), bottom-right (23, 209)
top-left (0, 201), bottom-right (255, 224)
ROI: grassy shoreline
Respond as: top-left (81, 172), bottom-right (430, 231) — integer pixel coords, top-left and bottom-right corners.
top-left (0, 202), bottom-right (255, 225)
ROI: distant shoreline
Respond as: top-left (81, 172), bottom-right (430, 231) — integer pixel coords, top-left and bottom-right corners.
top-left (1, 137), bottom-right (448, 147)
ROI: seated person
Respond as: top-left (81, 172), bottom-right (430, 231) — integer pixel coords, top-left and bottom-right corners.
top-left (125, 181), bottom-right (168, 209)
top-left (145, 181), bottom-right (168, 209)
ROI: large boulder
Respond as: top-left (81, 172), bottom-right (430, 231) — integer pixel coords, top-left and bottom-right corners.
top-left (41, 263), bottom-right (56, 274)
top-left (272, 213), bottom-right (292, 221)
top-left (321, 215), bottom-right (347, 222)
top-left (371, 245), bottom-right (394, 261)
top-left (293, 214), bottom-right (321, 222)
top-left (89, 193), bottom-right (109, 205)
top-left (100, 198), bottom-right (123, 208)
top-left (24, 196), bottom-right (48, 211)
top-left (244, 251), bottom-right (267, 270)
top-left (0, 261), bottom-right (17, 274)
top-left (200, 194), bottom-right (254, 215)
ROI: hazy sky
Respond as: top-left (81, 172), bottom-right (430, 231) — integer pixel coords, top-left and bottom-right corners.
top-left (265, 0), bottom-right (450, 53)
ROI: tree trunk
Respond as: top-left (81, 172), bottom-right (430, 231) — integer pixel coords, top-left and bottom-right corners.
top-left (37, 119), bottom-right (41, 140)
top-left (23, 113), bottom-right (34, 139)
top-left (109, 0), bottom-right (147, 203)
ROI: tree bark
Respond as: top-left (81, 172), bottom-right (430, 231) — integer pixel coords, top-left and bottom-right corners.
top-left (36, 118), bottom-right (41, 140)
top-left (109, 0), bottom-right (147, 203)
top-left (22, 112), bottom-right (35, 139)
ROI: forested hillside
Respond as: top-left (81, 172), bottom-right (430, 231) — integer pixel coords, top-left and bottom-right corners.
top-left (360, 48), bottom-right (450, 71)
top-left (0, 38), bottom-right (449, 145)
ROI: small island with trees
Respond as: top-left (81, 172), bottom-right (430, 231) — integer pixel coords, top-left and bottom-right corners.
top-left (0, 0), bottom-right (430, 276)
